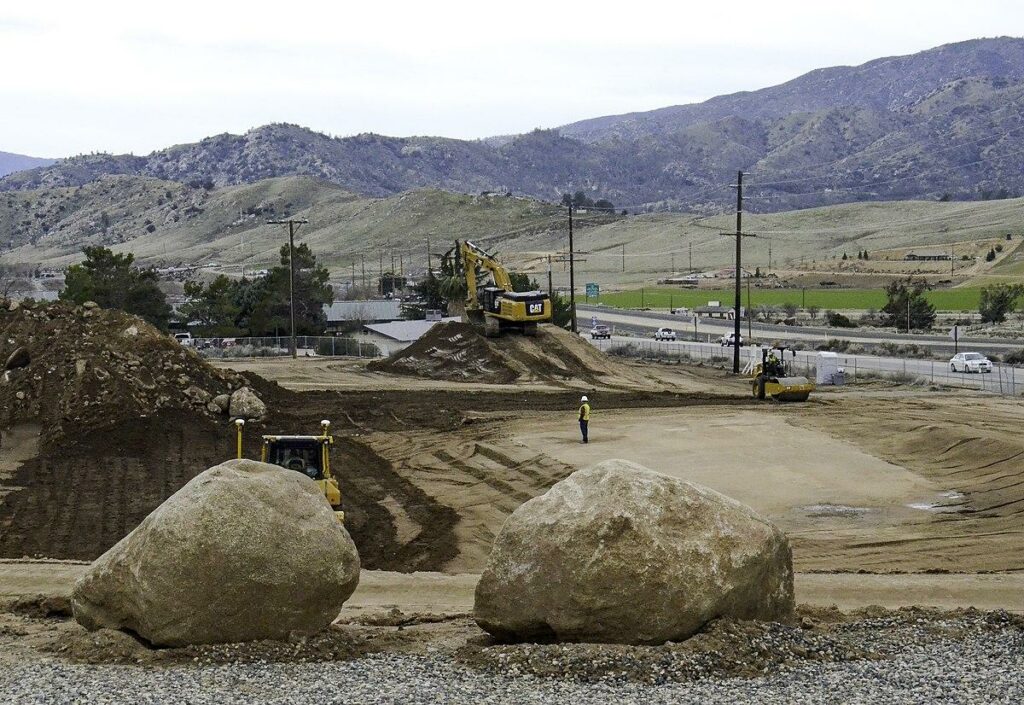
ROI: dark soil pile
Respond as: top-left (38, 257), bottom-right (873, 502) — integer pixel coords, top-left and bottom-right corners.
top-left (368, 321), bottom-right (643, 386)
top-left (0, 302), bottom-right (461, 570)
top-left (368, 322), bottom-right (519, 384)
top-left (0, 300), bottom-right (245, 446)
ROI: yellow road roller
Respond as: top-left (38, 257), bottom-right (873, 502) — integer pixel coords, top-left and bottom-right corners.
top-left (750, 348), bottom-right (815, 402)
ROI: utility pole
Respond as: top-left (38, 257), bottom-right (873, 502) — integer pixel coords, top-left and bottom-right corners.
top-left (689, 242), bottom-right (692, 272)
top-left (265, 218), bottom-right (308, 359)
top-left (720, 171), bottom-right (755, 374)
top-left (547, 254), bottom-right (553, 300)
top-left (350, 260), bottom-right (356, 289)
top-left (746, 277), bottom-right (752, 341)
top-left (426, 235), bottom-right (431, 274)
top-left (568, 204), bottom-right (577, 333)
top-left (361, 254), bottom-right (366, 291)
top-left (672, 252), bottom-right (676, 274)
top-left (768, 241), bottom-right (772, 275)
top-left (622, 244), bottom-right (625, 273)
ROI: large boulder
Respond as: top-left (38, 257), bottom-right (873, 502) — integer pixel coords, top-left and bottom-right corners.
top-left (229, 386), bottom-right (266, 419)
top-left (72, 459), bottom-right (360, 646)
top-left (474, 460), bottom-right (793, 644)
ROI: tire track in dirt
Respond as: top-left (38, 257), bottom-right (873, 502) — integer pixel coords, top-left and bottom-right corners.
top-left (793, 397), bottom-right (1024, 572)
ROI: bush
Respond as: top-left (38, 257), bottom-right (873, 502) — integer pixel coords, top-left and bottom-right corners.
top-left (816, 339), bottom-right (851, 352)
top-left (825, 311), bottom-right (857, 328)
top-left (1003, 349), bottom-right (1024, 365)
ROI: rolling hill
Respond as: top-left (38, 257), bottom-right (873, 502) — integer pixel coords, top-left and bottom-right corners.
top-left (3, 175), bottom-right (1022, 292)
top-left (3, 38), bottom-right (1024, 213)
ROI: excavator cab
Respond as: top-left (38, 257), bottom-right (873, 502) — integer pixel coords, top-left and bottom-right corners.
top-left (234, 419), bottom-right (344, 522)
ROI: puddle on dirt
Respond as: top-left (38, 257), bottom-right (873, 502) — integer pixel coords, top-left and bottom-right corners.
top-left (906, 491), bottom-right (966, 513)
top-left (800, 504), bottom-right (873, 518)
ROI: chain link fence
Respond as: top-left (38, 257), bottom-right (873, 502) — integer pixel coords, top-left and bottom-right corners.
top-left (184, 336), bottom-right (381, 359)
top-left (588, 337), bottom-right (1021, 396)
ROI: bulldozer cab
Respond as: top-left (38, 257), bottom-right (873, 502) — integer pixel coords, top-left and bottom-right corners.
top-left (262, 436), bottom-right (329, 481)
top-left (233, 419), bottom-right (344, 522)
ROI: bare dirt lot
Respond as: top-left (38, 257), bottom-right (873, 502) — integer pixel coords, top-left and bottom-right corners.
top-left (2, 317), bottom-right (1023, 699)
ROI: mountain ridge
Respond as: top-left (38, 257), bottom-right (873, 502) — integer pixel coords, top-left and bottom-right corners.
top-left (4, 37), bottom-right (1024, 212)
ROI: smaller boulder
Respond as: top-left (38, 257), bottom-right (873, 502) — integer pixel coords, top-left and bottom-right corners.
top-left (4, 346), bottom-right (29, 371)
top-left (229, 386), bottom-right (266, 419)
top-left (82, 301), bottom-right (99, 310)
top-left (212, 393), bottom-right (231, 412)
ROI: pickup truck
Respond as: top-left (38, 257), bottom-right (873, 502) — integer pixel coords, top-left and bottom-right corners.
top-left (654, 327), bottom-right (677, 341)
top-left (590, 325), bottom-right (612, 339)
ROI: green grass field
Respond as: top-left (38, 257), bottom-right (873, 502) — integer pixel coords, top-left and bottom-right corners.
top-left (591, 287), bottom-right (987, 312)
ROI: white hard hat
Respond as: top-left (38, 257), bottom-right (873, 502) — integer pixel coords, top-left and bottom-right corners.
top-left (581, 395), bottom-right (588, 402)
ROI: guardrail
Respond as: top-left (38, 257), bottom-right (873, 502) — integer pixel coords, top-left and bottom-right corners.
top-left (587, 337), bottom-right (1021, 396)
top-left (183, 336), bottom-right (381, 358)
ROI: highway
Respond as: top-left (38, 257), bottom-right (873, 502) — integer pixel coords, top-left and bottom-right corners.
top-left (583, 334), bottom-right (1023, 395)
top-left (577, 303), bottom-right (1024, 356)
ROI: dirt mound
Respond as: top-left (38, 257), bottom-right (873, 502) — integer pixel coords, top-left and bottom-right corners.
top-left (368, 322), bottom-right (519, 384)
top-left (0, 300), bottom-right (244, 446)
top-left (368, 322), bottom-right (650, 387)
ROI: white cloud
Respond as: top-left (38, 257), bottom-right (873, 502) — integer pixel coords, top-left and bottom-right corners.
top-left (2, 0), bottom-right (1023, 155)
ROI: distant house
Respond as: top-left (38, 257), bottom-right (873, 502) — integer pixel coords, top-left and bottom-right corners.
top-left (361, 317), bottom-right (461, 356)
top-left (694, 301), bottom-right (745, 320)
top-left (323, 300), bottom-right (403, 332)
top-left (904, 251), bottom-right (952, 261)
top-left (656, 276), bottom-right (700, 288)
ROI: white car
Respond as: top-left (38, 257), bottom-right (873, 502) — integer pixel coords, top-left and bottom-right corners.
top-left (720, 332), bottom-right (744, 347)
top-left (950, 352), bottom-right (992, 373)
top-left (654, 327), bottom-right (677, 341)
top-left (590, 325), bottom-right (612, 339)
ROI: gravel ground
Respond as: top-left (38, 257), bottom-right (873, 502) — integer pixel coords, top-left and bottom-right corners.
top-left (1, 611), bottom-right (1021, 704)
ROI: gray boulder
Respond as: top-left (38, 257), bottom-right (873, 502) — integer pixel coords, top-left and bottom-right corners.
top-left (212, 393), bottom-right (231, 412)
top-left (72, 459), bottom-right (360, 646)
top-left (474, 459), bottom-right (793, 644)
top-left (229, 386), bottom-right (266, 419)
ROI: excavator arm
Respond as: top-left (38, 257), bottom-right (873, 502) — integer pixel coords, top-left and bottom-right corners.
top-left (461, 240), bottom-right (513, 303)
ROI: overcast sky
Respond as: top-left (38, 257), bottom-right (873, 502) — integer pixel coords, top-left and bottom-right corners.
top-left (2, 1), bottom-right (1023, 158)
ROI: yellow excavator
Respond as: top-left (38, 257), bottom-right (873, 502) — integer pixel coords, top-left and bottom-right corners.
top-left (234, 419), bottom-right (344, 522)
top-left (455, 240), bottom-right (551, 336)
top-left (749, 347), bottom-right (815, 402)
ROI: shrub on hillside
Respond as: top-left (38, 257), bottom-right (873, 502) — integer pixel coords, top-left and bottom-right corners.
top-left (825, 310), bottom-right (857, 328)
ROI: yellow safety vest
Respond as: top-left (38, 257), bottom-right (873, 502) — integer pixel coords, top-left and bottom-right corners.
top-left (579, 403), bottom-right (590, 421)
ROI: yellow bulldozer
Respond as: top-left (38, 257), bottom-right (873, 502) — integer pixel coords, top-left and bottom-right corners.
top-left (454, 240), bottom-right (552, 336)
top-left (234, 419), bottom-right (344, 522)
top-left (749, 347), bottom-right (815, 402)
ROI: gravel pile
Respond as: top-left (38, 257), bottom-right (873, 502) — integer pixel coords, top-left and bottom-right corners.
top-left (1, 610), bottom-right (1021, 704)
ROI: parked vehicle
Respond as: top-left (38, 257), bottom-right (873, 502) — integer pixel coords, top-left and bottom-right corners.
top-left (590, 324), bottom-right (612, 339)
top-left (654, 327), bottom-right (677, 341)
top-left (172, 332), bottom-right (193, 346)
top-left (949, 352), bottom-right (992, 373)
top-left (720, 332), bottom-right (744, 347)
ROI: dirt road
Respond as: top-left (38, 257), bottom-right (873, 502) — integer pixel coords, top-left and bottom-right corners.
top-left (2, 561), bottom-right (1021, 614)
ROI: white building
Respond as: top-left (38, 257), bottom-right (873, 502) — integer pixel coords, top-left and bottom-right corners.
top-left (361, 317), bottom-right (461, 356)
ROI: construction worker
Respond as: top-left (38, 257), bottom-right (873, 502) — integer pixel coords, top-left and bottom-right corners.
top-left (578, 395), bottom-right (591, 444)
